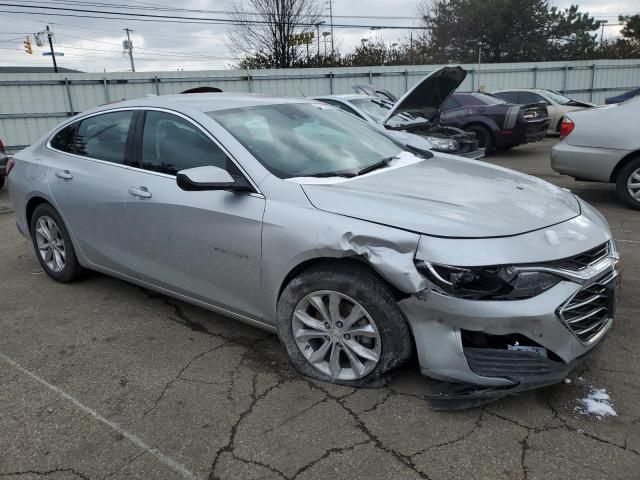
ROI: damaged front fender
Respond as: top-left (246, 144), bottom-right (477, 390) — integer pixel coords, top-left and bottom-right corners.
top-left (259, 183), bottom-right (429, 324)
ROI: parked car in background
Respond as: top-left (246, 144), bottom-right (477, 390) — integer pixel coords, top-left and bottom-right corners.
top-left (0, 138), bottom-right (8, 188)
top-left (315, 67), bottom-right (483, 158)
top-left (439, 92), bottom-right (550, 153)
top-left (493, 88), bottom-right (597, 134)
top-left (313, 94), bottom-right (479, 158)
top-left (605, 87), bottom-right (640, 104)
top-left (552, 96), bottom-right (640, 209)
top-left (7, 93), bottom-right (619, 408)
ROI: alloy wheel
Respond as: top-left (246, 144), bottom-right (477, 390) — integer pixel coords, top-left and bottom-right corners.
top-left (627, 168), bottom-right (640, 201)
top-left (35, 216), bottom-right (66, 273)
top-left (292, 290), bottom-right (381, 381)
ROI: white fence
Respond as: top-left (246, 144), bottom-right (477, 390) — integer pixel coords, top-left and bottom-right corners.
top-left (1, 58), bottom-right (639, 151)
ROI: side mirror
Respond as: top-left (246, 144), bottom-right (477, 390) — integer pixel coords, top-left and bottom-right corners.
top-left (176, 165), bottom-right (252, 192)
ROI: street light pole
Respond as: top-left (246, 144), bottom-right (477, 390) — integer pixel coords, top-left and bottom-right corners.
top-left (316, 21), bottom-right (325, 56)
top-left (477, 43), bottom-right (482, 92)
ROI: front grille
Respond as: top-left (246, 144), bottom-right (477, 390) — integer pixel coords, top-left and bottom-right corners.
top-left (544, 242), bottom-right (610, 272)
top-left (558, 272), bottom-right (616, 343)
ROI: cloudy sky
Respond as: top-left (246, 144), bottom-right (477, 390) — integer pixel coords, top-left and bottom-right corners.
top-left (0, 0), bottom-right (638, 72)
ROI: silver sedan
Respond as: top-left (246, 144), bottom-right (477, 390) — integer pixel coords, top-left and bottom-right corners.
top-left (551, 95), bottom-right (640, 209)
top-left (8, 93), bottom-right (619, 407)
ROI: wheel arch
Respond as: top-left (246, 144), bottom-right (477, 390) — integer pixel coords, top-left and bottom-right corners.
top-left (277, 256), bottom-right (407, 303)
top-left (610, 151), bottom-right (640, 183)
top-left (25, 195), bottom-right (52, 229)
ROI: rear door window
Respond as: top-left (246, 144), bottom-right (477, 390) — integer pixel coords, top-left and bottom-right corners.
top-left (517, 92), bottom-right (546, 104)
top-left (75, 111), bottom-right (134, 164)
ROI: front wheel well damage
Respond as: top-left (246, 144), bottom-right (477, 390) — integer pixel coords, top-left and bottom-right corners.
top-left (610, 151), bottom-right (640, 183)
top-left (277, 256), bottom-right (408, 303)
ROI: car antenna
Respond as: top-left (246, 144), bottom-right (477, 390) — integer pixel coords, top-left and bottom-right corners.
top-left (297, 84), bottom-right (306, 97)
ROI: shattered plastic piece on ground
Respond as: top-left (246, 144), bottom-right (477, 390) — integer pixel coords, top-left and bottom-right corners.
top-left (577, 388), bottom-right (617, 417)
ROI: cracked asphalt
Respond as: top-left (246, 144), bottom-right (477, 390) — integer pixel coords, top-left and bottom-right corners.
top-left (1, 138), bottom-right (639, 479)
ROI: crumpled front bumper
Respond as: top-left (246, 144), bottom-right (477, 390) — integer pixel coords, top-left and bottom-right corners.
top-left (397, 259), bottom-right (619, 395)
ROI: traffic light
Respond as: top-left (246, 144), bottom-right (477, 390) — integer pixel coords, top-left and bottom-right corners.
top-left (24, 36), bottom-right (32, 54)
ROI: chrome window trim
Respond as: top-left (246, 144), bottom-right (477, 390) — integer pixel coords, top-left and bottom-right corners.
top-left (45, 105), bottom-right (264, 196)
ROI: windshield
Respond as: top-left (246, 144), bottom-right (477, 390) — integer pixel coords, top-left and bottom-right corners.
top-left (543, 90), bottom-right (573, 105)
top-left (210, 102), bottom-right (408, 179)
top-left (349, 98), bottom-right (431, 127)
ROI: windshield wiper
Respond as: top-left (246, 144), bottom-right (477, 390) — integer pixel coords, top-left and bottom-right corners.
top-left (299, 172), bottom-right (356, 178)
top-left (356, 155), bottom-right (397, 176)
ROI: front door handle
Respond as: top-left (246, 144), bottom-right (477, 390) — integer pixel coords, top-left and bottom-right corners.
top-left (128, 186), bottom-right (152, 199)
top-left (55, 170), bottom-right (73, 180)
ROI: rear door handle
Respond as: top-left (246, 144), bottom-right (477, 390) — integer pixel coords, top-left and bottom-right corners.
top-left (128, 186), bottom-right (152, 199)
top-left (55, 170), bottom-right (73, 180)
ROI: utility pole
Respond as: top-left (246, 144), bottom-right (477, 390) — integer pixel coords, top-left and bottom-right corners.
top-left (46, 26), bottom-right (58, 73)
top-left (597, 20), bottom-right (608, 46)
top-left (124, 28), bottom-right (135, 72)
top-left (328, 0), bottom-right (334, 56)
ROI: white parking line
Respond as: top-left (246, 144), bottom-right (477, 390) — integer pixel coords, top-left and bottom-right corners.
top-left (0, 352), bottom-right (200, 480)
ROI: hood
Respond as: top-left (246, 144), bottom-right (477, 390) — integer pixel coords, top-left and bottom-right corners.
top-left (301, 155), bottom-right (580, 238)
top-left (381, 66), bottom-right (466, 127)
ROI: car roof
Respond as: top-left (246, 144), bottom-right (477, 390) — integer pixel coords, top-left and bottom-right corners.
top-left (92, 92), bottom-right (310, 114)
top-left (314, 94), bottom-right (376, 101)
top-left (494, 88), bottom-right (550, 94)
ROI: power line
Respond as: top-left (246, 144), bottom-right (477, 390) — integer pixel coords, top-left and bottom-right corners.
top-left (0, 3), bottom-right (430, 29)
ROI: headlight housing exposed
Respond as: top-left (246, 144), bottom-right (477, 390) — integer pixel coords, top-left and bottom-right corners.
top-left (415, 261), bottom-right (561, 300)
top-left (424, 136), bottom-right (458, 153)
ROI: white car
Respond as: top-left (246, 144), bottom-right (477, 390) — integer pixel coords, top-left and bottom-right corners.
top-left (551, 95), bottom-right (640, 209)
top-left (493, 89), bottom-right (597, 135)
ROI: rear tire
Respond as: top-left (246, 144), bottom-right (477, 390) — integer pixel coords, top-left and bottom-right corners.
top-left (30, 203), bottom-right (85, 282)
top-left (277, 262), bottom-right (413, 387)
top-left (0, 175), bottom-right (4, 188)
top-left (616, 157), bottom-right (640, 210)
top-left (467, 125), bottom-right (495, 154)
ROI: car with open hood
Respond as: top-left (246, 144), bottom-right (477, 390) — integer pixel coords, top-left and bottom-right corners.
top-left (8, 93), bottom-right (619, 408)
top-left (315, 67), bottom-right (484, 159)
top-left (493, 88), bottom-right (597, 135)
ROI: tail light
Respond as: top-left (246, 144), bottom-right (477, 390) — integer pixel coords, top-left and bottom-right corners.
top-left (559, 118), bottom-right (575, 138)
top-left (6, 157), bottom-right (15, 176)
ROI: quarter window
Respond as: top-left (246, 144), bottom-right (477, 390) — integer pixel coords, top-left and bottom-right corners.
top-left (75, 111), bottom-right (133, 164)
top-left (140, 111), bottom-right (229, 175)
top-left (50, 123), bottom-right (77, 153)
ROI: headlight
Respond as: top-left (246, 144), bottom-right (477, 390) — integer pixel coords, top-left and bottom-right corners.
top-left (415, 261), bottom-right (561, 300)
top-left (424, 136), bottom-right (458, 152)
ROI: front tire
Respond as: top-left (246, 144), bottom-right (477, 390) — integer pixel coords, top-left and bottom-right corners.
top-left (277, 263), bottom-right (412, 387)
top-left (30, 203), bottom-right (84, 282)
top-left (615, 157), bottom-right (640, 210)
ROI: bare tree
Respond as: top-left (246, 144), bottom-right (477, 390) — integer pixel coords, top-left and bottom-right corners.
top-left (228, 0), bottom-right (323, 68)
